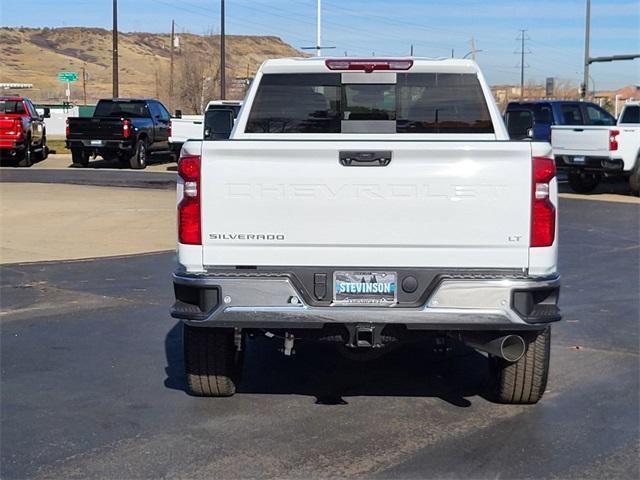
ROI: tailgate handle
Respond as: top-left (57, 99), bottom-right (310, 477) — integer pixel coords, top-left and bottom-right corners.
top-left (572, 128), bottom-right (584, 132)
top-left (339, 151), bottom-right (392, 167)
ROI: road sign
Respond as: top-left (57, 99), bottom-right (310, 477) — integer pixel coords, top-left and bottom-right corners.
top-left (57, 72), bottom-right (79, 83)
top-left (545, 77), bottom-right (555, 97)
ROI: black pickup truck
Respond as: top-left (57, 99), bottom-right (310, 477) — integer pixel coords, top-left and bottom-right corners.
top-left (66, 98), bottom-right (172, 169)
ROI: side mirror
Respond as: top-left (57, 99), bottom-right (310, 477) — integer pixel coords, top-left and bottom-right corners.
top-left (204, 109), bottom-right (235, 140)
top-left (174, 109), bottom-right (182, 119)
top-left (42, 107), bottom-right (51, 119)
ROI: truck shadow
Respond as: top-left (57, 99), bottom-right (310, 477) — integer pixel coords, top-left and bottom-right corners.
top-left (558, 175), bottom-right (635, 196)
top-left (164, 322), bottom-right (494, 407)
top-left (67, 156), bottom-right (176, 169)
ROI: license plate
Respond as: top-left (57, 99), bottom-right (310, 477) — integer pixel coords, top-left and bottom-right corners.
top-left (333, 271), bottom-right (397, 306)
top-left (90, 140), bottom-right (104, 146)
top-left (573, 156), bottom-right (585, 164)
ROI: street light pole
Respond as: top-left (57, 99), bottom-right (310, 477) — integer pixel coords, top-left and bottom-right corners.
top-left (169, 19), bottom-right (175, 104)
top-left (520, 29), bottom-right (526, 100)
top-left (316, 0), bottom-right (322, 57)
top-left (112, 0), bottom-right (119, 98)
top-left (582, 0), bottom-right (591, 99)
top-left (220, 0), bottom-right (226, 99)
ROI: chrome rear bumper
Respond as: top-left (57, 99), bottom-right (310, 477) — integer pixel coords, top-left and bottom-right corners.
top-left (172, 272), bottom-right (560, 330)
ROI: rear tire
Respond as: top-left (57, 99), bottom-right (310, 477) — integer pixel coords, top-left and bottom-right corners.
top-left (490, 327), bottom-right (551, 404)
top-left (183, 325), bottom-right (241, 397)
top-left (568, 171), bottom-right (600, 194)
top-left (34, 135), bottom-right (48, 162)
top-left (71, 148), bottom-right (89, 167)
top-left (628, 156), bottom-right (640, 196)
top-left (17, 141), bottom-right (33, 167)
top-left (129, 139), bottom-right (148, 169)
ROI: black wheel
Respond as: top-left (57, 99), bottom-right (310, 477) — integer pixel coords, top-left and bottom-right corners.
top-left (129, 139), bottom-right (148, 169)
top-left (490, 327), bottom-right (551, 404)
top-left (71, 148), bottom-right (89, 167)
top-left (183, 325), bottom-right (242, 397)
top-left (568, 171), bottom-right (600, 194)
top-left (628, 156), bottom-right (640, 196)
top-left (17, 140), bottom-right (33, 167)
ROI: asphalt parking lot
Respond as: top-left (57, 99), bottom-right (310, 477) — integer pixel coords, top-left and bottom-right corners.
top-left (1, 187), bottom-right (638, 479)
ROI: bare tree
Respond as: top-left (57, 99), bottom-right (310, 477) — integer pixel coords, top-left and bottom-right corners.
top-left (175, 34), bottom-right (220, 114)
top-left (554, 79), bottom-right (580, 100)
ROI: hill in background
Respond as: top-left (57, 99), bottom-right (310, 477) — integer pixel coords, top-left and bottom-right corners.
top-left (0, 27), bottom-right (302, 113)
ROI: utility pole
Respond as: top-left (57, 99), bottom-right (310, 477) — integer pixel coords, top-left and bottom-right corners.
top-left (582, 0), bottom-right (591, 99)
top-left (82, 64), bottom-right (87, 105)
top-left (410, 44), bottom-right (414, 56)
top-left (301, 1), bottom-right (334, 56)
top-left (112, 0), bottom-right (119, 98)
top-left (169, 19), bottom-right (175, 104)
top-left (470, 37), bottom-right (477, 61)
top-left (316, 0), bottom-right (322, 56)
top-left (516, 29), bottom-right (530, 99)
top-left (220, 0), bottom-right (226, 99)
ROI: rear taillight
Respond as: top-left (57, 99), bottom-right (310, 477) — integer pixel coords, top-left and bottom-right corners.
top-left (122, 119), bottom-right (131, 139)
top-left (325, 59), bottom-right (413, 73)
top-left (168, 120), bottom-right (172, 139)
top-left (609, 129), bottom-right (619, 151)
top-left (531, 156), bottom-right (556, 247)
top-left (177, 154), bottom-right (201, 245)
top-left (15, 120), bottom-right (24, 140)
top-left (65, 119), bottom-right (70, 138)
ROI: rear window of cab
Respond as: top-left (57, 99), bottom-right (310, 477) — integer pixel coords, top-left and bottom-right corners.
top-left (245, 73), bottom-right (494, 134)
top-left (0, 100), bottom-right (26, 114)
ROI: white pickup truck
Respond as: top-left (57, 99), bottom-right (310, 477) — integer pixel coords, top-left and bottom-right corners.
top-left (169, 100), bottom-right (242, 154)
top-left (552, 101), bottom-right (640, 194)
top-left (171, 57), bottom-right (561, 404)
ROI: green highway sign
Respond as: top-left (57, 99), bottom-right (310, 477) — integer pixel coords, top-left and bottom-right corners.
top-left (57, 72), bottom-right (79, 82)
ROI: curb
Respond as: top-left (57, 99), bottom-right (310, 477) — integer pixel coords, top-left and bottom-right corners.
top-left (0, 168), bottom-right (176, 190)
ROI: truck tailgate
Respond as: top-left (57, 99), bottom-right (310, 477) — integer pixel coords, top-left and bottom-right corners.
top-left (200, 141), bottom-right (534, 269)
top-left (551, 125), bottom-right (610, 156)
top-left (0, 118), bottom-right (18, 135)
top-left (170, 116), bottom-right (204, 143)
top-left (67, 117), bottom-right (126, 140)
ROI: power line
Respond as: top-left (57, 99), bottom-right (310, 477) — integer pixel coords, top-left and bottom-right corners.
top-left (112, 0), bottom-right (119, 98)
top-left (515, 29), bottom-right (531, 99)
top-left (220, 0), bottom-right (226, 99)
top-left (169, 19), bottom-right (174, 105)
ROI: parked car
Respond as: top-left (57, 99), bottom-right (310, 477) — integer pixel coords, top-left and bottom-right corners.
top-left (169, 100), bottom-right (242, 154)
top-left (65, 98), bottom-right (173, 169)
top-left (552, 101), bottom-right (640, 194)
top-left (504, 100), bottom-right (616, 143)
top-left (171, 57), bottom-right (561, 404)
top-left (0, 96), bottom-right (49, 167)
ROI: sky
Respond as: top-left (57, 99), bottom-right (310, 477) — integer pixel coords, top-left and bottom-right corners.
top-left (2, 0), bottom-right (639, 90)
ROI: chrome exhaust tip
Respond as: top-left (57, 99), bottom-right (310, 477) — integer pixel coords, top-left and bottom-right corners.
top-left (497, 335), bottom-right (527, 362)
top-left (458, 333), bottom-right (527, 362)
